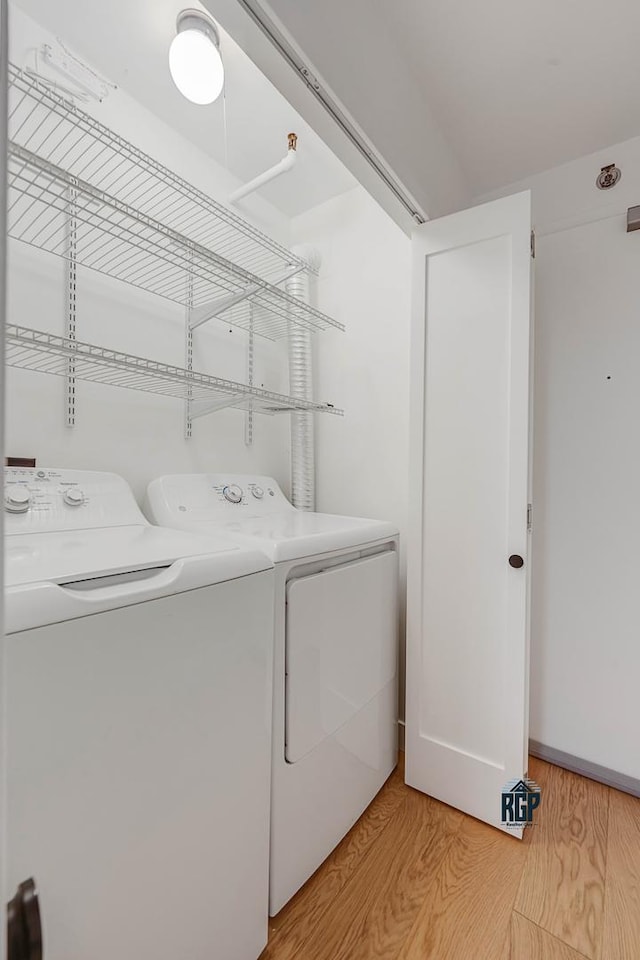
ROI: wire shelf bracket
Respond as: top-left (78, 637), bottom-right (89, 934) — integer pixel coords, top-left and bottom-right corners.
top-left (187, 263), bottom-right (306, 332)
top-left (190, 395), bottom-right (249, 420)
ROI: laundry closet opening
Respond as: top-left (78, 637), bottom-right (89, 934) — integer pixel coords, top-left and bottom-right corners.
top-left (2, 2), bottom-right (411, 956)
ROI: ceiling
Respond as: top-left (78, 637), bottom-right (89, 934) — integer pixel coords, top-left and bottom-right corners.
top-left (12, 0), bottom-right (356, 218)
top-left (373, 0), bottom-right (640, 197)
top-left (12, 0), bottom-right (640, 218)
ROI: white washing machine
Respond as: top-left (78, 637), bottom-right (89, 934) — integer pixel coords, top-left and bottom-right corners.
top-left (4, 467), bottom-right (275, 960)
top-left (145, 474), bottom-right (399, 914)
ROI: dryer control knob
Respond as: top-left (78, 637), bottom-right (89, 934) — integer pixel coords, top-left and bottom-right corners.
top-left (252, 486), bottom-right (264, 499)
top-left (223, 484), bottom-right (243, 504)
top-left (63, 488), bottom-right (85, 507)
top-left (5, 487), bottom-right (31, 513)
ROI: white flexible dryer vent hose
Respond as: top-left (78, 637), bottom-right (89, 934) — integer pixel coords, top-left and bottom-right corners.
top-left (286, 246), bottom-right (320, 511)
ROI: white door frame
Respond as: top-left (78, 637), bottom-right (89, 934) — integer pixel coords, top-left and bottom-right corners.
top-left (1, 0), bottom-right (8, 950)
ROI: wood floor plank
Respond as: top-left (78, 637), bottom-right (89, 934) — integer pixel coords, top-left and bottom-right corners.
top-left (263, 758), bottom-right (628, 960)
top-left (263, 786), bottom-right (462, 960)
top-left (601, 788), bottom-right (640, 958)
top-left (264, 762), bottom-right (409, 950)
top-left (397, 814), bottom-right (530, 960)
top-left (515, 760), bottom-right (609, 960)
top-left (504, 913), bottom-right (591, 960)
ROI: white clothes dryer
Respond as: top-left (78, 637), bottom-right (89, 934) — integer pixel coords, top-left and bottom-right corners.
top-left (4, 467), bottom-right (274, 960)
top-left (145, 474), bottom-right (399, 915)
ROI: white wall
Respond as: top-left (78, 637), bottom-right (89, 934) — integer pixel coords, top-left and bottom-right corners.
top-left (7, 7), bottom-right (293, 502)
top-left (477, 136), bottom-right (640, 778)
top-left (292, 186), bottom-right (412, 714)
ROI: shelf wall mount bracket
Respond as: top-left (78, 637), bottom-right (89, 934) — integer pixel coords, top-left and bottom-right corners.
top-left (189, 394), bottom-right (248, 420)
top-left (188, 264), bottom-right (306, 332)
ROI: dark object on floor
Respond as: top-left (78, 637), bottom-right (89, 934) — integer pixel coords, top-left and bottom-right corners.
top-left (7, 878), bottom-right (42, 960)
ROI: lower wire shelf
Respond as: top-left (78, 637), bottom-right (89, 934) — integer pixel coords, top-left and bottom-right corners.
top-left (5, 324), bottom-right (343, 418)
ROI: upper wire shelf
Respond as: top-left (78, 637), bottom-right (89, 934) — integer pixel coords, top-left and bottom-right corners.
top-left (8, 64), bottom-right (305, 279)
top-left (7, 65), bottom-right (344, 341)
top-left (6, 325), bottom-right (343, 417)
top-left (7, 143), bottom-right (340, 340)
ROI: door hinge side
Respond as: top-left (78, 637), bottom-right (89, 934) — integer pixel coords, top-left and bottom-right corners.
top-left (527, 503), bottom-right (533, 532)
top-left (530, 230), bottom-right (536, 259)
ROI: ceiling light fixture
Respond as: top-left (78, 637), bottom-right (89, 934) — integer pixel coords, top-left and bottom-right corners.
top-left (169, 9), bottom-right (224, 105)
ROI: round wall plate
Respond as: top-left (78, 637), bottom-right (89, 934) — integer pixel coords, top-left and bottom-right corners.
top-left (596, 164), bottom-right (622, 190)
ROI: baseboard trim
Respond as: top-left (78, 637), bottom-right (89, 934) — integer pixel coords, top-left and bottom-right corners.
top-left (397, 728), bottom-right (638, 797)
top-left (529, 740), bottom-right (640, 798)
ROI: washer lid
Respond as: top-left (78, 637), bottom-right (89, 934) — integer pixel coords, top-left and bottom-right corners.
top-left (145, 474), bottom-right (398, 561)
top-left (5, 524), bottom-right (272, 588)
top-left (155, 512), bottom-right (398, 563)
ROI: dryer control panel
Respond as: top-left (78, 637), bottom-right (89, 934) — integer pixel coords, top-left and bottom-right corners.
top-left (4, 467), bottom-right (145, 534)
top-left (146, 474), bottom-right (295, 523)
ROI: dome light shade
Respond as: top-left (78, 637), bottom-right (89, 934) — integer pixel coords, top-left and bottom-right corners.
top-left (169, 10), bottom-right (224, 105)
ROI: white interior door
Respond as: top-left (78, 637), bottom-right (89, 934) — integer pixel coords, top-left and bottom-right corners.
top-left (405, 191), bottom-right (533, 837)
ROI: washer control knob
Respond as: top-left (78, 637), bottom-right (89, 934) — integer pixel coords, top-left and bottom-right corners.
top-left (252, 486), bottom-right (264, 500)
top-left (223, 484), bottom-right (243, 504)
top-left (5, 487), bottom-right (31, 513)
top-left (63, 488), bottom-right (85, 507)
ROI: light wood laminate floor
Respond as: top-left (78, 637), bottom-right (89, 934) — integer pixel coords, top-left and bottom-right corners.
top-left (261, 756), bottom-right (640, 960)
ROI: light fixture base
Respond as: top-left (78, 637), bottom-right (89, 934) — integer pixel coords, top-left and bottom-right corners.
top-left (175, 9), bottom-right (220, 49)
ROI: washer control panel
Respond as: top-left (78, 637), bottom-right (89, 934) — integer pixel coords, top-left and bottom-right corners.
top-left (147, 474), bottom-right (294, 522)
top-left (219, 482), bottom-right (269, 505)
top-left (209, 476), bottom-right (284, 512)
top-left (4, 467), bottom-right (145, 533)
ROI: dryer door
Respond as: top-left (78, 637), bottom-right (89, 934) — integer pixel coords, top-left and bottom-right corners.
top-left (285, 550), bottom-right (398, 763)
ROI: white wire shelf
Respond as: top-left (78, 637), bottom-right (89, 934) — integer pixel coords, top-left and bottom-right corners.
top-left (7, 143), bottom-right (342, 341)
top-left (8, 64), bottom-right (308, 280)
top-left (7, 65), bottom-right (344, 341)
top-left (5, 325), bottom-right (343, 418)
